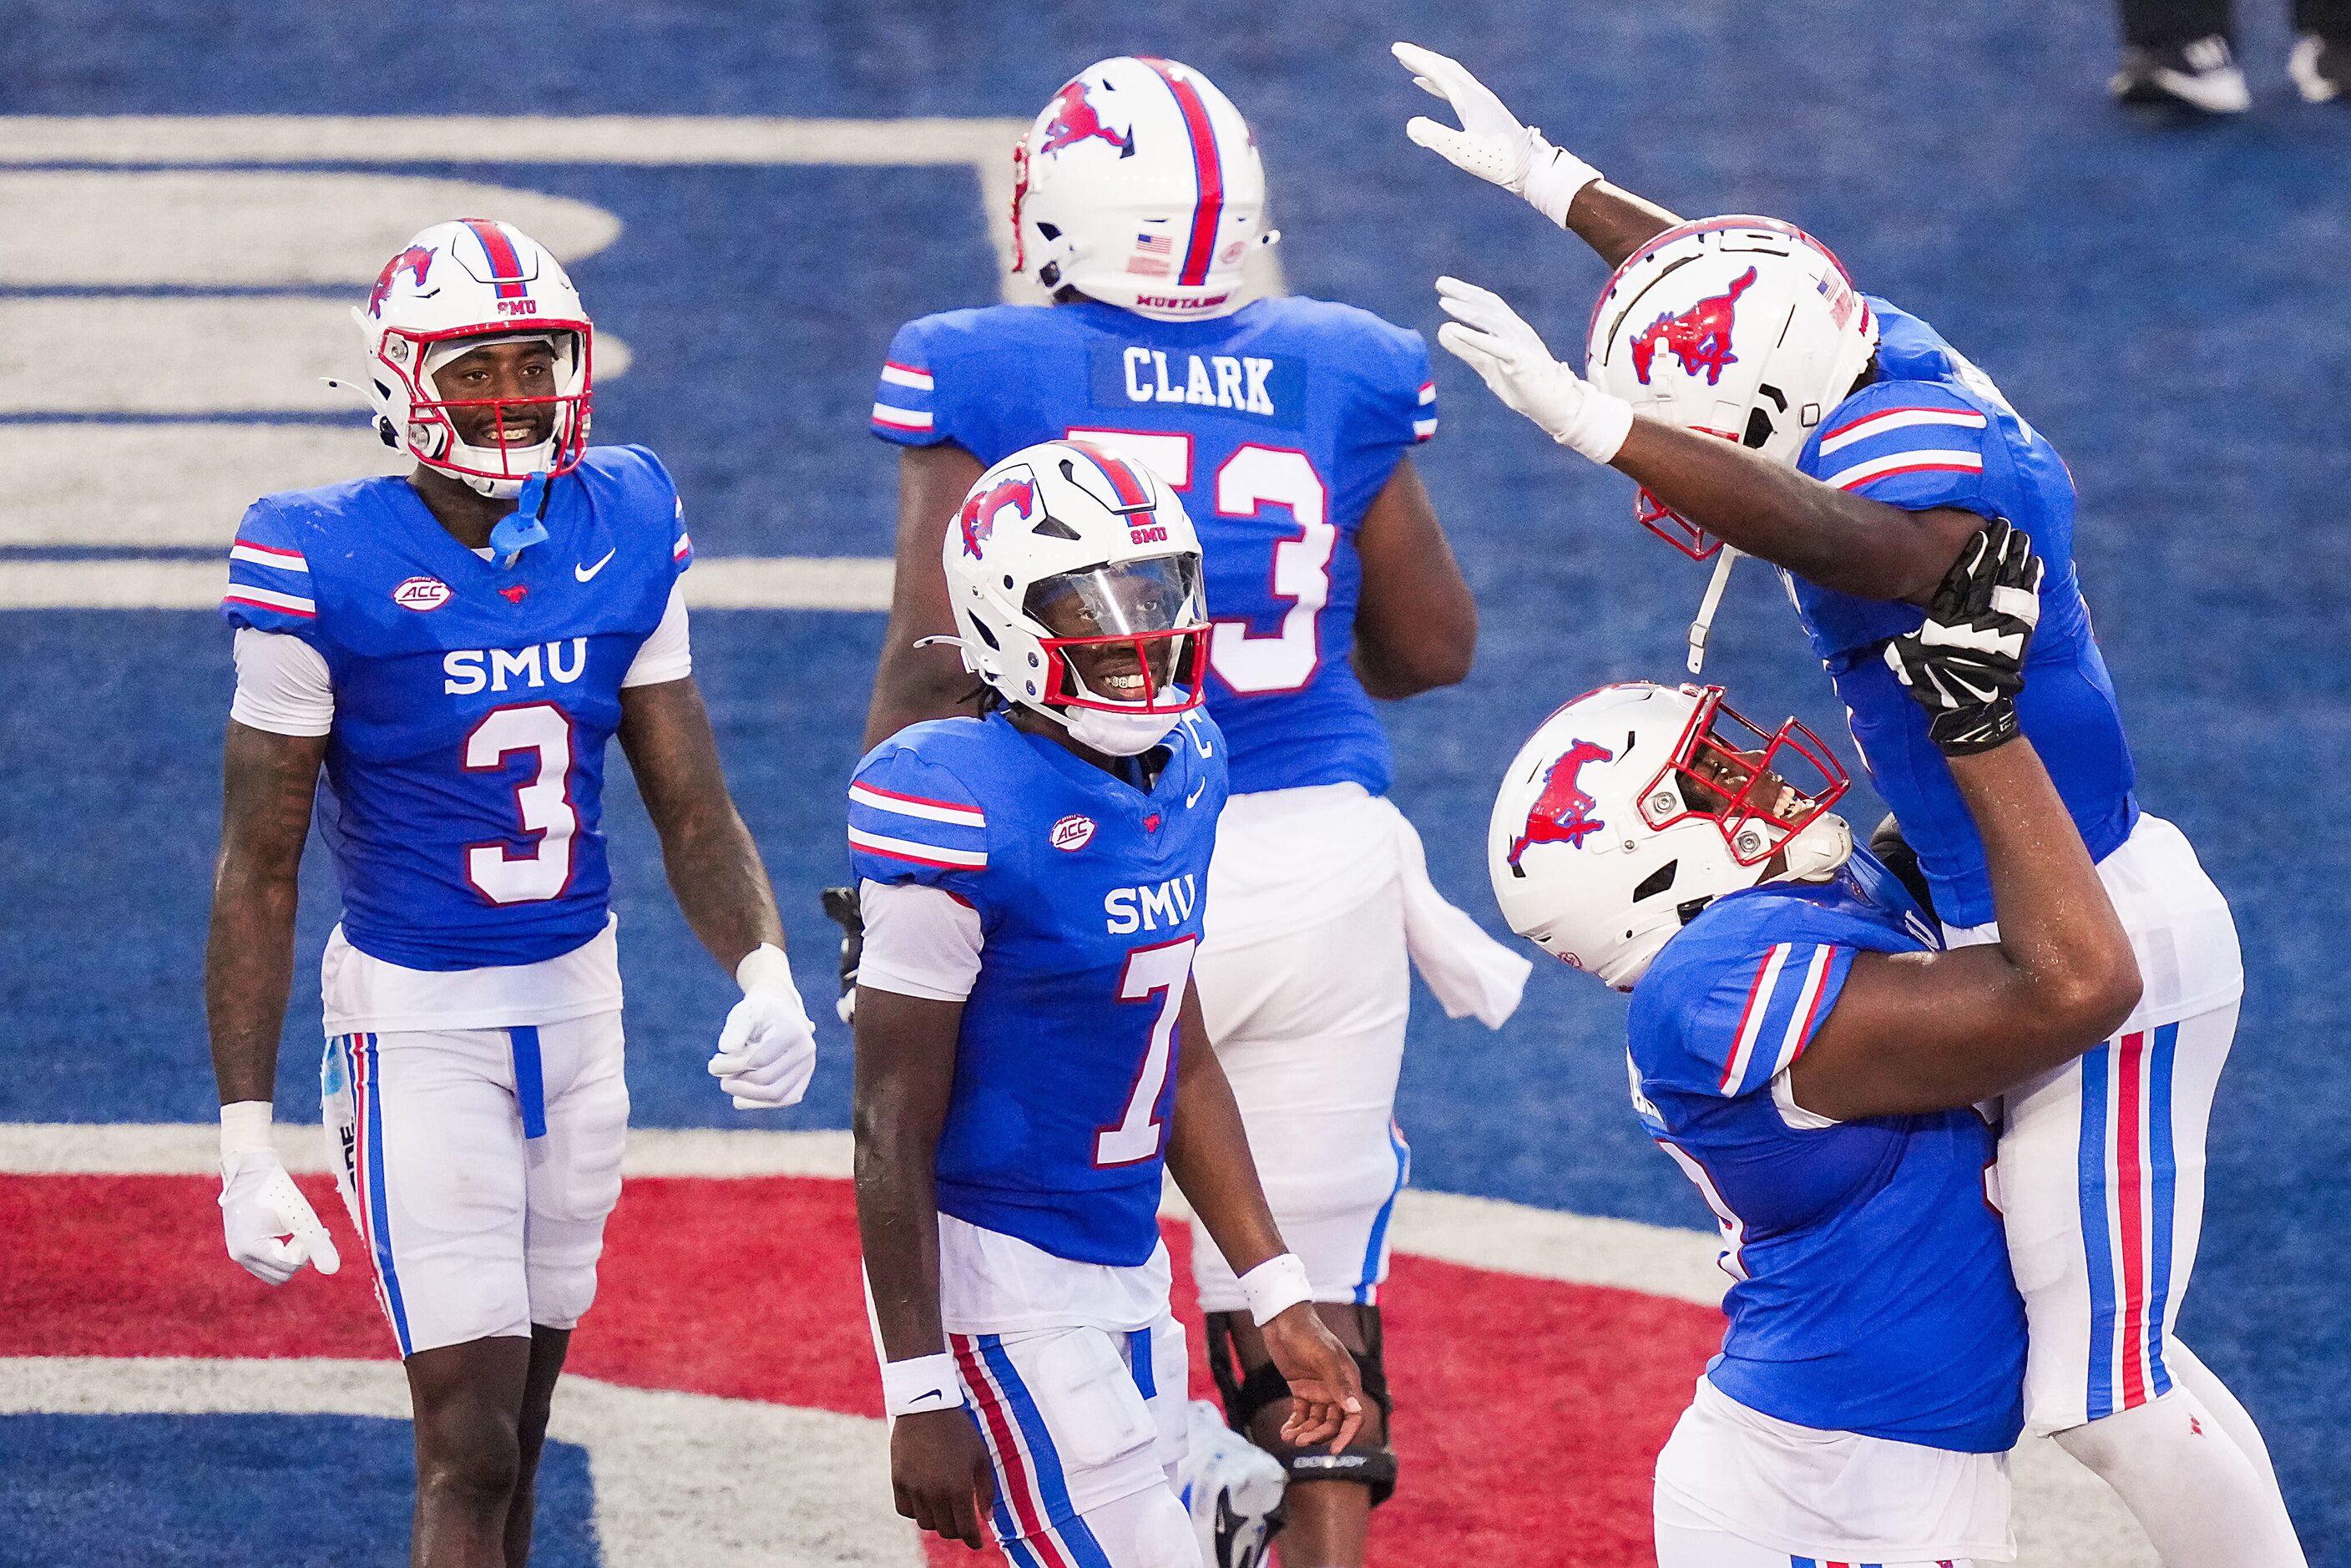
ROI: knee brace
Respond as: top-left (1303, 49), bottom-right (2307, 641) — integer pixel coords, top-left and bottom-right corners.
top-left (1204, 1308), bottom-right (1398, 1506)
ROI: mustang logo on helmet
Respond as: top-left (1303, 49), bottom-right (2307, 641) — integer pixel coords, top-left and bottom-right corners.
top-left (367, 245), bottom-right (436, 320)
top-left (958, 475), bottom-right (1038, 559)
top-left (1631, 266), bottom-right (1757, 387)
top-left (1039, 79), bottom-right (1134, 158)
top-left (1508, 740), bottom-right (1615, 868)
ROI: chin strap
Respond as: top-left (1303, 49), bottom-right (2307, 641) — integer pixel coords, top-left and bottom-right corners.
top-left (1686, 546), bottom-right (1742, 676)
top-left (490, 472), bottom-right (554, 567)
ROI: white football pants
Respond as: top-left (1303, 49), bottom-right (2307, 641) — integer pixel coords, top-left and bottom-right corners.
top-left (321, 1012), bottom-right (629, 1357)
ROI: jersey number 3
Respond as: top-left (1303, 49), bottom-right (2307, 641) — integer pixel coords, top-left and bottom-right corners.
top-left (463, 702), bottom-right (579, 905)
top-left (1095, 937), bottom-right (1198, 1167)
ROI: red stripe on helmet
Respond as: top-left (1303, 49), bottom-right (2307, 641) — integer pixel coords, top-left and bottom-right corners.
top-left (463, 219), bottom-right (531, 301)
top-left (1140, 58), bottom-right (1224, 287)
top-left (1064, 440), bottom-right (1154, 511)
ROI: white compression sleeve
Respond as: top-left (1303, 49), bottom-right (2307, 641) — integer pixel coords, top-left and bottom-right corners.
top-left (620, 581), bottom-right (692, 687)
top-left (230, 628), bottom-right (334, 736)
top-left (857, 879), bottom-right (983, 1001)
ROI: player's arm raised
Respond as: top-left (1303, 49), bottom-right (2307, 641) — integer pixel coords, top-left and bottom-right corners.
top-left (1393, 42), bottom-right (1681, 269)
top-left (1352, 458), bottom-right (1477, 699)
top-left (864, 444), bottom-right (986, 750)
top-left (1429, 276), bottom-right (1983, 604)
top-left (1785, 524), bottom-right (2141, 1121)
top-left (1164, 982), bottom-right (1367, 1454)
top-left (852, 984), bottom-right (995, 1550)
top-left (205, 719), bottom-right (341, 1282)
top-left (618, 676), bottom-right (817, 1110)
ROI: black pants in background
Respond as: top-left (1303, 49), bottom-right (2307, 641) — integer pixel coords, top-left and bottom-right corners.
top-left (2121, 0), bottom-right (2351, 47)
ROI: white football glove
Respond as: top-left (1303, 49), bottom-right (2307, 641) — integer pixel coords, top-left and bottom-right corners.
top-left (220, 1146), bottom-right (341, 1286)
top-left (1433, 276), bottom-right (1635, 461)
top-left (1394, 42), bottom-right (1601, 227)
top-left (710, 943), bottom-right (818, 1110)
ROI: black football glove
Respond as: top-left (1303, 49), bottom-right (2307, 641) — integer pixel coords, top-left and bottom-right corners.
top-left (1885, 518), bottom-right (2044, 756)
top-left (818, 885), bottom-right (863, 1025)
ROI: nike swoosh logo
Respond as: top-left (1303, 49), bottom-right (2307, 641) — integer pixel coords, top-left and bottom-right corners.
top-left (575, 548), bottom-right (617, 582)
top-left (907, 1388), bottom-right (946, 1406)
top-left (1187, 780), bottom-right (1207, 807)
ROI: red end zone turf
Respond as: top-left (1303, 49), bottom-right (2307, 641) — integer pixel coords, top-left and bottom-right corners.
top-left (0, 1172), bottom-right (1720, 1566)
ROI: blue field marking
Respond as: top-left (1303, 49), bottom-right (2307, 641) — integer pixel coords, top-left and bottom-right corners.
top-left (1, 0), bottom-right (2345, 1556)
top-left (0, 1414), bottom-right (598, 1567)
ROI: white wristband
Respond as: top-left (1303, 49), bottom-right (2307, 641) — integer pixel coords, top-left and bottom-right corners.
top-left (880, 1352), bottom-right (966, 1417)
top-left (220, 1100), bottom-right (275, 1164)
top-left (736, 943), bottom-right (795, 997)
top-left (1557, 388), bottom-right (1636, 463)
top-left (1520, 131), bottom-right (1602, 229)
top-left (1237, 1252), bottom-right (1313, 1328)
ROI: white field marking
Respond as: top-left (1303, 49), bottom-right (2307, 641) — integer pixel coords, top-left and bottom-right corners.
top-left (0, 114), bottom-right (1287, 308)
top-left (0, 170), bottom-right (621, 287)
top-left (0, 1124), bottom-right (2156, 1568)
top-left (0, 554), bottom-right (890, 611)
top-left (0, 298), bottom-right (634, 415)
top-left (0, 425), bottom-right (406, 547)
top-left (0, 1358), bottom-right (919, 1568)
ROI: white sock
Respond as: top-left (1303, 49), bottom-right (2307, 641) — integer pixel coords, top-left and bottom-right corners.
top-left (2165, 1340), bottom-right (2283, 1494)
top-left (2053, 1383), bottom-right (2307, 1568)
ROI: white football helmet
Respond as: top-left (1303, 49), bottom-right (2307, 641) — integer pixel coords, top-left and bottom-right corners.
top-left (1585, 216), bottom-right (1878, 558)
top-left (1489, 682), bottom-right (1854, 989)
top-left (351, 219), bottom-right (593, 498)
top-left (938, 439), bottom-right (1211, 756)
top-left (1012, 56), bottom-right (1276, 321)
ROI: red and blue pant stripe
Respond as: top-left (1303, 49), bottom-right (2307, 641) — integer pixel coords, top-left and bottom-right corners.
top-left (2079, 1023), bottom-right (2181, 1419)
top-left (341, 1032), bottom-right (412, 1357)
top-left (953, 1333), bottom-right (1117, 1568)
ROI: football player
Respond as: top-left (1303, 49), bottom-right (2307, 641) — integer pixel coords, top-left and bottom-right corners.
top-left (1490, 525), bottom-right (2142, 1566)
top-left (852, 442), bottom-right (1365, 1568)
top-left (1399, 42), bottom-right (2306, 1567)
top-left (857, 57), bottom-right (1529, 1565)
top-left (205, 220), bottom-right (818, 1567)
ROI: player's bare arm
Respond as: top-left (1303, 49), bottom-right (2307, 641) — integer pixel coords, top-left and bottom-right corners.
top-left (619, 675), bottom-right (816, 1110)
top-left (1430, 276), bottom-right (1984, 604)
top-left (1788, 525), bottom-right (2140, 1120)
top-left (862, 443), bottom-right (985, 749)
top-left (617, 677), bottom-right (782, 970)
top-left (1351, 457), bottom-right (1478, 699)
top-left (1163, 982), bottom-right (1367, 1454)
top-left (851, 984), bottom-right (995, 1550)
top-left (205, 721), bottom-right (327, 1104)
top-left (1612, 418), bottom-right (1984, 604)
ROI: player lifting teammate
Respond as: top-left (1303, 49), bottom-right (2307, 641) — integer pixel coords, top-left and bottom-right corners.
top-left (1399, 42), bottom-right (2306, 1566)
top-left (205, 220), bottom-right (819, 1567)
top-left (857, 57), bottom-right (1529, 1566)
top-left (851, 441), bottom-right (1364, 1568)
top-left (1490, 525), bottom-right (2141, 1565)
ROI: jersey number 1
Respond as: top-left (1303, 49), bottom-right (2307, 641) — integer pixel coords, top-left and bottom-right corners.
top-left (463, 702), bottom-right (579, 905)
top-left (1095, 937), bottom-right (1199, 1167)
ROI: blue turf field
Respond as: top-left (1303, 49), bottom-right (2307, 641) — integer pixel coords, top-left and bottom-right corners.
top-left (3, 0), bottom-right (2346, 1555)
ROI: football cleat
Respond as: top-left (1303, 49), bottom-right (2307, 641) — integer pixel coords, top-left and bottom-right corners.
top-left (2111, 34), bottom-right (2252, 114)
top-left (2290, 33), bottom-right (2345, 104)
top-left (1179, 1400), bottom-right (1286, 1568)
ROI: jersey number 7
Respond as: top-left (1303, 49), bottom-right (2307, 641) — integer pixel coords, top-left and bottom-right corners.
top-left (1095, 937), bottom-right (1199, 1167)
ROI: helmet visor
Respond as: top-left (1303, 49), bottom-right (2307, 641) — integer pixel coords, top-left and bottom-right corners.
top-left (1026, 554), bottom-right (1209, 713)
top-left (1641, 686), bottom-right (1848, 866)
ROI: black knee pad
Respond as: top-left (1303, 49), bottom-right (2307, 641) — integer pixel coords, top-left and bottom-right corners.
top-left (1204, 1308), bottom-right (1399, 1507)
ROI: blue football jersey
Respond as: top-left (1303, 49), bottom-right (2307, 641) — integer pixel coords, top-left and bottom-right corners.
top-left (220, 446), bottom-right (693, 971)
top-left (1625, 851), bottom-right (2027, 1452)
top-left (871, 296), bottom-right (1434, 797)
top-left (1790, 300), bottom-right (2138, 927)
top-left (847, 708), bottom-right (1229, 1266)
